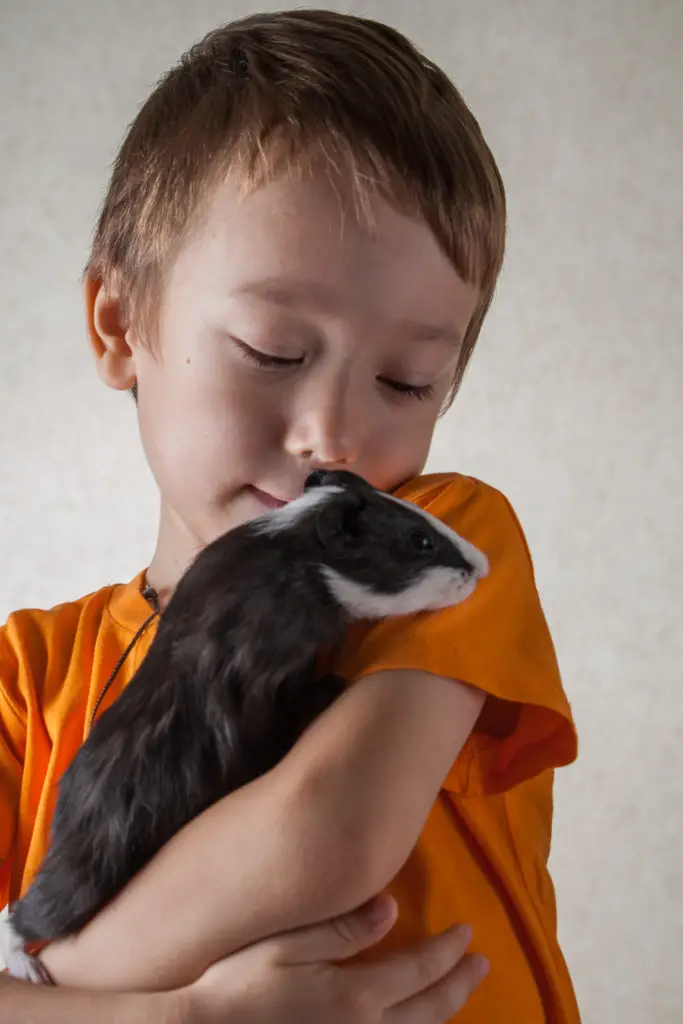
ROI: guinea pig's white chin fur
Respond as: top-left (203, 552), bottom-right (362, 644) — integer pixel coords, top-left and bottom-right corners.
top-left (321, 565), bottom-right (482, 621)
top-left (426, 570), bottom-right (479, 610)
top-left (419, 566), bottom-right (479, 611)
top-left (251, 485), bottom-right (344, 534)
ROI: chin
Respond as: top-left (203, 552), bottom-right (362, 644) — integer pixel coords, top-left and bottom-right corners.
top-left (213, 492), bottom-right (264, 535)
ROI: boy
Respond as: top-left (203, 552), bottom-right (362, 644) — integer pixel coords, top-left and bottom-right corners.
top-left (0, 10), bottom-right (579, 1022)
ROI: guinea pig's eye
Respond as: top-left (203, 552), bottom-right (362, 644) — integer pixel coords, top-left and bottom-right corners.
top-left (410, 530), bottom-right (435, 552)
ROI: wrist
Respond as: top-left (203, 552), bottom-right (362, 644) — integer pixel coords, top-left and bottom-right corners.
top-left (32, 943), bottom-right (186, 1023)
top-left (172, 985), bottom-right (198, 1024)
top-left (151, 988), bottom-right (189, 1024)
top-left (173, 983), bottom-right (209, 1024)
top-left (39, 937), bottom-right (84, 989)
top-left (106, 990), bottom-right (187, 1024)
top-left (176, 977), bottom-right (246, 1024)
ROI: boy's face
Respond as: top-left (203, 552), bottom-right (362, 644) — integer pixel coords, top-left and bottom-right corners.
top-left (93, 166), bottom-right (479, 576)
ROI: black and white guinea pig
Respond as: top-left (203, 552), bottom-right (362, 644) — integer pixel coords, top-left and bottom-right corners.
top-left (6, 469), bottom-right (488, 957)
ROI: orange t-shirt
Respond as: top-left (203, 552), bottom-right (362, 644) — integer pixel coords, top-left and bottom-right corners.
top-left (0, 474), bottom-right (579, 1022)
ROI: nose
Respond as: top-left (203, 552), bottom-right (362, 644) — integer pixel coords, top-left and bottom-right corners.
top-left (284, 367), bottom-right (361, 468)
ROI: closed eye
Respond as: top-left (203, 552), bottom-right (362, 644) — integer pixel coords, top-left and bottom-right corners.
top-left (378, 378), bottom-right (436, 401)
top-left (235, 340), bottom-right (435, 400)
top-left (235, 339), bottom-right (304, 368)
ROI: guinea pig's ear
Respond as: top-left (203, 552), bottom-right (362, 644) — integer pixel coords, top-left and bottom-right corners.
top-left (316, 492), bottom-right (367, 548)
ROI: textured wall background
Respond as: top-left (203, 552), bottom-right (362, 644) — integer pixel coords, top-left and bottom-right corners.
top-left (1, 2), bottom-right (681, 1018)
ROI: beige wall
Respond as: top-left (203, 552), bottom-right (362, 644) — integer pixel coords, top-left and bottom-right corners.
top-left (1, 1), bottom-right (681, 1018)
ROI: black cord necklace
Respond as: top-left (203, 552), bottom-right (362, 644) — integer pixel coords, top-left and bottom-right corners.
top-left (88, 584), bottom-right (161, 733)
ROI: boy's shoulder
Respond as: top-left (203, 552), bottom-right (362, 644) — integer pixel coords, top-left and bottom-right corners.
top-left (1, 574), bottom-right (146, 697)
top-left (397, 472), bottom-right (527, 549)
top-left (397, 473), bottom-right (544, 594)
top-left (3, 581), bottom-right (116, 646)
top-left (397, 471), bottom-right (509, 509)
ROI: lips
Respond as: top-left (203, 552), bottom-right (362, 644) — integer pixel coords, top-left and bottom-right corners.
top-left (249, 486), bottom-right (291, 509)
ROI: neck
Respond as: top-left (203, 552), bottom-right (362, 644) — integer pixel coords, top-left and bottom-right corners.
top-left (146, 502), bottom-right (203, 611)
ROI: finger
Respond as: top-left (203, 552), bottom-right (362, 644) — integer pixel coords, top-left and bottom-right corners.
top-left (352, 923), bottom-right (473, 1009)
top-left (273, 895), bottom-right (398, 964)
top-left (389, 954), bottom-right (490, 1024)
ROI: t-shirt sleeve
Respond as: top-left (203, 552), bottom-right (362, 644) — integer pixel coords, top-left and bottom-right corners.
top-left (334, 478), bottom-right (578, 796)
top-left (0, 622), bottom-right (26, 908)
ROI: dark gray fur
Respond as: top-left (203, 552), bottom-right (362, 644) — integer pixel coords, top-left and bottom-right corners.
top-left (10, 469), bottom-right (479, 943)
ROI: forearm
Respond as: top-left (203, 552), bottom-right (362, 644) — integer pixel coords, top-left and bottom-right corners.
top-left (42, 669), bottom-right (475, 996)
top-left (42, 762), bottom-right (374, 993)
top-left (0, 971), bottom-right (181, 1024)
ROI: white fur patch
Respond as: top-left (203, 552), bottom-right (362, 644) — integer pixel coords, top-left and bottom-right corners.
top-left (385, 494), bottom-right (489, 579)
top-left (321, 564), bottom-right (480, 621)
top-left (0, 916), bottom-right (46, 983)
top-left (252, 486), bottom-right (344, 534)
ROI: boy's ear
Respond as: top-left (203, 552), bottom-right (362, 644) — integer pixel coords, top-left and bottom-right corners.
top-left (84, 276), bottom-right (137, 391)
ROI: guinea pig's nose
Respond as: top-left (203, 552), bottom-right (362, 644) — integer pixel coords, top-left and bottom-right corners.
top-left (305, 470), bottom-right (338, 490)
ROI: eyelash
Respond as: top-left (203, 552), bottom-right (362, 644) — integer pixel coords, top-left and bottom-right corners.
top-left (237, 342), bottom-right (303, 369)
top-left (379, 379), bottom-right (436, 402)
top-left (236, 341), bottom-right (436, 401)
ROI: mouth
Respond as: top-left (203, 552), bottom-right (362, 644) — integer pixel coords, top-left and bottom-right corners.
top-left (249, 486), bottom-right (291, 510)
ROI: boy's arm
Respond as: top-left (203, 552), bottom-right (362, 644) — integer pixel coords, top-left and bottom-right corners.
top-left (43, 669), bottom-right (485, 991)
top-left (0, 972), bottom-right (181, 1023)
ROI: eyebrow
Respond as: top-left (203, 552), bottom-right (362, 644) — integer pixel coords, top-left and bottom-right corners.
top-left (234, 278), bottom-right (463, 347)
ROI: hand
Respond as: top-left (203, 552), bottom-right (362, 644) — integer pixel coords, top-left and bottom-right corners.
top-left (180, 894), bottom-right (488, 1023)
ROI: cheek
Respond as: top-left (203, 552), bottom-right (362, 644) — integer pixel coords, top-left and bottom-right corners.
top-left (363, 409), bottom-right (437, 491)
top-left (134, 349), bottom-right (280, 505)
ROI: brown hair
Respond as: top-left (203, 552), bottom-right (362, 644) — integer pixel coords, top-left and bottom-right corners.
top-left (87, 9), bottom-right (506, 403)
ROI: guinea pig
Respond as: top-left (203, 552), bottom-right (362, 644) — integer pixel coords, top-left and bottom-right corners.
top-left (4, 469), bottom-right (488, 969)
